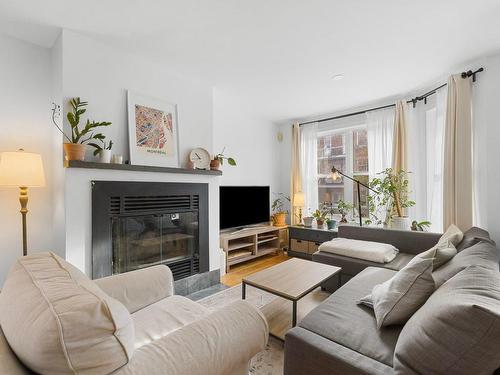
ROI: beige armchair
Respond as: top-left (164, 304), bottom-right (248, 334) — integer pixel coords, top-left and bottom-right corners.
top-left (0, 253), bottom-right (269, 375)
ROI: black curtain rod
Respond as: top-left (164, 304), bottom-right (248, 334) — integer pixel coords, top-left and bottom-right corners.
top-left (299, 67), bottom-right (484, 126)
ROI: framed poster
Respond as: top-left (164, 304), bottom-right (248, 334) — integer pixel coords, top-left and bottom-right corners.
top-left (127, 91), bottom-right (180, 167)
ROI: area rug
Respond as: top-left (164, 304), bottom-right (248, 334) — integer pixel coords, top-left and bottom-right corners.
top-left (198, 284), bottom-right (284, 375)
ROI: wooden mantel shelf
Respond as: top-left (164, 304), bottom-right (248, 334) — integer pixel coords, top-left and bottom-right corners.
top-left (64, 160), bottom-right (223, 176)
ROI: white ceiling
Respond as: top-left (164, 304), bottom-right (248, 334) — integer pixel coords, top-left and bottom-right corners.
top-left (1, 0), bottom-right (500, 123)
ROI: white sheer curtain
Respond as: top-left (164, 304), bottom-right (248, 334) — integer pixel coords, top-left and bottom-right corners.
top-left (300, 122), bottom-right (318, 214)
top-left (367, 107), bottom-right (395, 178)
top-left (407, 87), bottom-right (447, 232)
top-left (366, 107), bottom-right (394, 224)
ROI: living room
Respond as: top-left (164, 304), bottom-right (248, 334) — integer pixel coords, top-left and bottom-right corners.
top-left (0, 1), bottom-right (499, 374)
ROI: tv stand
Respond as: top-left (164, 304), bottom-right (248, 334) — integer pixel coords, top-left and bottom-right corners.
top-left (220, 226), bottom-right (284, 273)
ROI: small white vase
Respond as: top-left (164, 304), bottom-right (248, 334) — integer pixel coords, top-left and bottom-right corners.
top-left (98, 150), bottom-right (112, 163)
top-left (303, 217), bottom-right (314, 227)
top-left (390, 216), bottom-right (411, 230)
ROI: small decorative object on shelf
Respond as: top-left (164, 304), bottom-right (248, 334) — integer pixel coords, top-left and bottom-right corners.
top-left (189, 147), bottom-right (211, 169)
top-left (112, 154), bottom-right (123, 164)
top-left (411, 220), bottom-right (431, 231)
top-left (326, 218), bottom-right (337, 230)
top-left (90, 139), bottom-right (113, 163)
top-left (337, 199), bottom-right (354, 223)
top-left (303, 216), bottom-right (314, 227)
top-left (51, 98), bottom-right (112, 161)
top-left (311, 206), bottom-right (328, 227)
top-left (211, 147), bottom-right (236, 171)
top-left (186, 160), bottom-right (195, 169)
top-left (271, 192), bottom-right (290, 227)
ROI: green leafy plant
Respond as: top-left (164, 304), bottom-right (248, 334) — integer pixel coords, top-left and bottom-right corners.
top-left (411, 220), bottom-right (431, 231)
top-left (214, 147), bottom-right (236, 166)
top-left (57, 97), bottom-right (112, 151)
top-left (89, 138), bottom-right (114, 156)
top-left (272, 193), bottom-right (290, 214)
top-left (368, 168), bottom-right (415, 221)
top-left (337, 199), bottom-right (354, 223)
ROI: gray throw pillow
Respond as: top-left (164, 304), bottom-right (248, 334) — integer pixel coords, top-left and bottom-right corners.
top-left (456, 226), bottom-right (495, 252)
top-left (358, 257), bottom-right (435, 328)
top-left (433, 241), bottom-right (500, 287)
top-left (393, 265), bottom-right (500, 375)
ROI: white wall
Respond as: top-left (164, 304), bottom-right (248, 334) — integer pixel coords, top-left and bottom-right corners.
top-left (213, 88), bottom-right (281, 195)
top-left (61, 31), bottom-right (220, 275)
top-left (472, 53), bottom-right (500, 245)
top-left (0, 34), bottom-right (63, 285)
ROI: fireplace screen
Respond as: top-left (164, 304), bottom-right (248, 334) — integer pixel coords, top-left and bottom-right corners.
top-left (111, 212), bottom-right (199, 274)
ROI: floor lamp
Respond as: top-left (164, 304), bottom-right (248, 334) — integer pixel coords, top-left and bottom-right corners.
top-left (331, 165), bottom-right (378, 227)
top-left (0, 150), bottom-right (45, 256)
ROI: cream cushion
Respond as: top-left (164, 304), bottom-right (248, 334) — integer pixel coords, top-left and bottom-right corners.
top-left (0, 252), bottom-right (134, 375)
top-left (132, 295), bottom-right (209, 349)
top-left (440, 224), bottom-right (464, 246)
top-left (358, 257), bottom-right (435, 328)
top-left (415, 224), bottom-right (463, 270)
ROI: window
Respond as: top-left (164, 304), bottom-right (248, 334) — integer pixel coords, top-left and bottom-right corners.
top-left (317, 127), bottom-right (369, 217)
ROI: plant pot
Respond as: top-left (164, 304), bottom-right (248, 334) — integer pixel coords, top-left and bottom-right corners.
top-left (390, 216), bottom-right (411, 230)
top-left (210, 159), bottom-right (220, 170)
top-left (272, 212), bottom-right (287, 227)
top-left (303, 217), bottom-right (314, 227)
top-left (98, 149), bottom-right (112, 163)
top-left (326, 220), bottom-right (337, 230)
top-left (316, 219), bottom-right (324, 227)
top-left (64, 143), bottom-right (86, 161)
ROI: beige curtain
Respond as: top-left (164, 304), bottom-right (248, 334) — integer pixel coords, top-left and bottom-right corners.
top-left (392, 100), bottom-right (408, 172)
top-left (290, 122), bottom-right (302, 225)
top-left (443, 74), bottom-right (473, 230)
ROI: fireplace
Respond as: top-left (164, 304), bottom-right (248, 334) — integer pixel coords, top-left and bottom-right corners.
top-left (92, 181), bottom-right (209, 280)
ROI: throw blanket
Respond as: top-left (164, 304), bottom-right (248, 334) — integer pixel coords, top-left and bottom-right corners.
top-left (318, 238), bottom-right (399, 263)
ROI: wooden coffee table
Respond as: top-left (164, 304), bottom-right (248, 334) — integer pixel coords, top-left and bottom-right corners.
top-left (242, 258), bottom-right (341, 340)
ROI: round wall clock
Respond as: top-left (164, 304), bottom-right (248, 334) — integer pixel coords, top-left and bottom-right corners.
top-left (189, 148), bottom-right (211, 169)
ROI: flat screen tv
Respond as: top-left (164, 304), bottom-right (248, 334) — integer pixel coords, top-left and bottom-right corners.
top-left (220, 186), bottom-right (270, 230)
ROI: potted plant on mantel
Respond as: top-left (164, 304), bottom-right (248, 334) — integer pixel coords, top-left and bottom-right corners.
top-left (210, 147), bottom-right (236, 170)
top-left (53, 97), bottom-right (112, 161)
top-left (90, 138), bottom-right (114, 163)
top-left (271, 193), bottom-right (290, 227)
top-left (369, 168), bottom-right (415, 230)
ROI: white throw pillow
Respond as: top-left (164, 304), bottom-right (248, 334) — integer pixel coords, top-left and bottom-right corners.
top-left (415, 224), bottom-right (462, 270)
top-left (440, 224), bottom-right (464, 247)
top-left (358, 257), bottom-right (435, 328)
top-left (417, 240), bottom-right (457, 269)
top-left (0, 252), bottom-right (134, 375)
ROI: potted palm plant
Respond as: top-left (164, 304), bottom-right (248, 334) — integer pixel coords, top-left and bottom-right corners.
top-left (271, 193), bottom-right (290, 227)
top-left (369, 168), bottom-right (415, 230)
top-left (53, 97), bottom-right (112, 161)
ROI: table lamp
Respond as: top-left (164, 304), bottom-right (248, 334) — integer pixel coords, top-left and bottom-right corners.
top-left (0, 150), bottom-right (45, 256)
top-left (293, 191), bottom-right (305, 226)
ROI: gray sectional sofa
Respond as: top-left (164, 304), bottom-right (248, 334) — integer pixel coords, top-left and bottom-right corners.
top-left (284, 226), bottom-right (500, 375)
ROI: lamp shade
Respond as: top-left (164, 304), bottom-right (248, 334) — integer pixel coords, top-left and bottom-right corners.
top-left (293, 191), bottom-right (305, 207)
top-left (0, 150), bottom-right (45, 187)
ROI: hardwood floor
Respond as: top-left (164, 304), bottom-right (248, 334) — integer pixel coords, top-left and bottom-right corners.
top-left (221, 251), bottom-right (291, 287)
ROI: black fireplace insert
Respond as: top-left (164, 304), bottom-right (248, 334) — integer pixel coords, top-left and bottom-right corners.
top-left (92, 181), bottom-right (209, 280)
